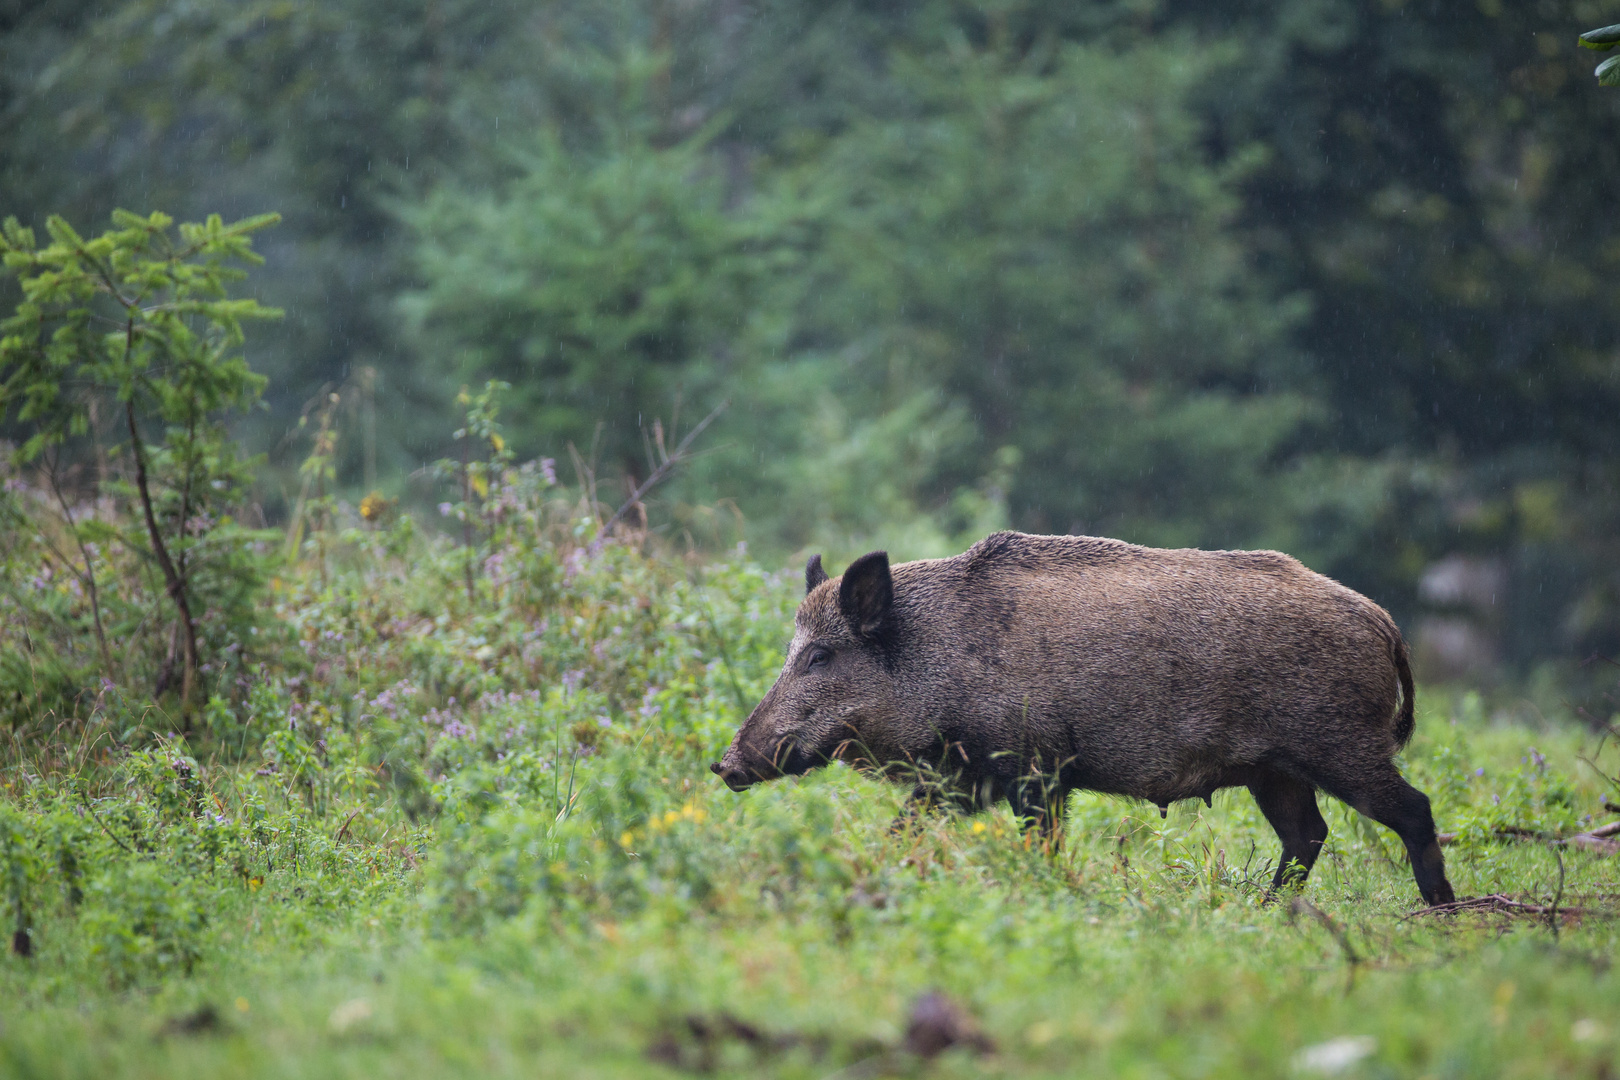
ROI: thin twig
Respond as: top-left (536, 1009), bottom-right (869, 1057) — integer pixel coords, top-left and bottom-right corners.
top-left (591, 401), bottom-right (728, 551)
top-left (1437, 820), bottom-right (1620, 847)
top-left (1290, 897), bottom-right (1361, 967)
top-left (40, 451), bottom-right (113, 675)
top-left (79, 792), bottom-right (135, 856)
top-left (1549, 845), bottom-right (1566, 939)
top-left (1403, 893), bottom-right (1612, 921)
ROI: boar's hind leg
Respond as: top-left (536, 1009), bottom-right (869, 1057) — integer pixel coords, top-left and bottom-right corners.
top-left (1249, 770), bottom-right (1329, 897)
top-left (1315, 764), bottom-right (1456, 908)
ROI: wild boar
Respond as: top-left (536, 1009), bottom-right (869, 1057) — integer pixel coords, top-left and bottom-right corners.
top-left (711, 531), bottom-right (1455, 906)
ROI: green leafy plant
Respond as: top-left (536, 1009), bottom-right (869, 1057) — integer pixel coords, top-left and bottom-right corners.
top-left (1579, 24), bottom-right (1620, 84)
top-left (80, 859), bottom-right (209, 986)
top-left (0, 210), bottom-right (282, 715)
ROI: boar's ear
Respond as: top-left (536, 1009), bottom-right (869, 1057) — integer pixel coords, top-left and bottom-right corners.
top-left (805, 554), bottom-right (829, 594)
top-left (839, 551), bottom-right (893, 639)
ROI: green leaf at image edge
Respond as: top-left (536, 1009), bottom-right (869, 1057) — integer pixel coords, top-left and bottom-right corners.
top-left (1598, 54), bottom-right (1620, 85)
top-left (1580, 23), bottom-right (1620, 49)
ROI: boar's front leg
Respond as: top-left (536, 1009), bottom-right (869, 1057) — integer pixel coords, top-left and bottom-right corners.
top-left (889, 784), bottom-right (934, 834)
top-left (890, 782), bottom-right (966, 833)
top-left (890, 779), bottom-right (994, 834)
top-left (1006, 775), bottom-right (1065, 841)
top-left (1248, 769), bottom-right (1329, 898)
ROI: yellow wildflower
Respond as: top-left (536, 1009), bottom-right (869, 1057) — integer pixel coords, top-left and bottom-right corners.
top-left (359, 492), bottom-right (394, 522)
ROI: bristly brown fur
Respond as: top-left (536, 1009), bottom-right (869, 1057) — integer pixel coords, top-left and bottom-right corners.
top-left (714, 531), bottom-right (1455, 906)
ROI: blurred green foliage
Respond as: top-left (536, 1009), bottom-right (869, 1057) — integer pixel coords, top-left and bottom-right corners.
top-left (3, 0), bottom-right (1620, 675)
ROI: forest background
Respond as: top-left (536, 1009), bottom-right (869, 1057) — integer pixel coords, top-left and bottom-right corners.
top-left (4, 0), bottom-right (1620, 689)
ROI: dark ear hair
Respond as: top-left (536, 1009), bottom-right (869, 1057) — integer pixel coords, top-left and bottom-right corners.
top-left (805, 554), bottom-right (829, 594)
top-left (839, 551), bottom-right (893, 639)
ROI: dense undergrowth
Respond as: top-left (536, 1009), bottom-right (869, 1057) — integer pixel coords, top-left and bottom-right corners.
top-left (2, 461), bottom-right (1620, 1078)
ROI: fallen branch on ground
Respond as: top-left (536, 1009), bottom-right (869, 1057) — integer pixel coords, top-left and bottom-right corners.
top-left (1436, 819), bottom-right (1620, 853)
top-left (1404, 893), bottom-right (1620, 922)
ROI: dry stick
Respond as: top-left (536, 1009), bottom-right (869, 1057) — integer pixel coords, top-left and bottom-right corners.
top-left (1290, 897), bottom-right (1361, 993)
top-left (591, 401), bottom-right (728, 553)
top-left (1403, 894), bottom-right (1609, 921)
top-left (37, 454), bottom-right (113, 676)
top-left (1549, 844), bottom-right (1566, 939)
top-left (1437, 820), bottom-right (1620, 847)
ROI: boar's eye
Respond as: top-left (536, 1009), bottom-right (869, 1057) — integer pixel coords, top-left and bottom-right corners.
top-left (805, 645), bottom-right (833, 671)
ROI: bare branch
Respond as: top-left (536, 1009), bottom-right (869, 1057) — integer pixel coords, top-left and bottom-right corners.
top-left (592, 401), bottom-right (728, 553)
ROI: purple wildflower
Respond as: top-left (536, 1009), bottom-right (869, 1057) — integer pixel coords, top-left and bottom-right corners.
top-left (427, 705), bottom-right (473, 740)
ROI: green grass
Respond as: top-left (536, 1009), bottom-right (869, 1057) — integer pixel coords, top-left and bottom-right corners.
top-left (2, 522), bottom-right (1618, 1079)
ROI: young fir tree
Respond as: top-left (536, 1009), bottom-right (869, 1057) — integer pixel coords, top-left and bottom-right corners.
top-left (0, 210), bottom-right (281, 715)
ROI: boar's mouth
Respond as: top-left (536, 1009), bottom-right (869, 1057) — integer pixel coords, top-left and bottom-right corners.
top-left (709, 762), bottom-right (759, 791)
top-left (709, 740), bottom-right (818, 792)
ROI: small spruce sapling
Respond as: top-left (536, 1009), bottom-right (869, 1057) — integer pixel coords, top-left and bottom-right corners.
top-left (0, 210), bottom-right (282, 716)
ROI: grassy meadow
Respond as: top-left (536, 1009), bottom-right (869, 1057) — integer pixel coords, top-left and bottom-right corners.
top-left (1, 488), bottom-right (1617, 1080)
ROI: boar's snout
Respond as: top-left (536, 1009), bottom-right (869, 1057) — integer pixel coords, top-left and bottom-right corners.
top-left (712, 719), bottom-right (789, 791)
top-left (708, 760), bottom-right (755, 792)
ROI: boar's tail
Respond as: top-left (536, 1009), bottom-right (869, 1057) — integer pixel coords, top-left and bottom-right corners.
top-left (1393, 630), bottom-right (1416, 750)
